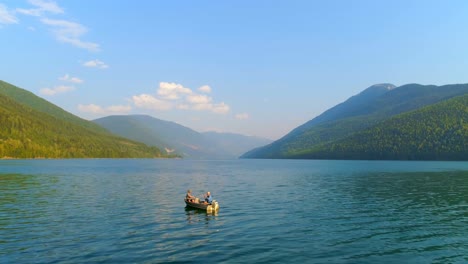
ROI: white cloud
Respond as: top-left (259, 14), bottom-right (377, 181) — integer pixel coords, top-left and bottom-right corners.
top-left (157, 82), bottom-right (192, 100)
top-left (40, 85), bottom-right (75, 96)
top-left (41, 18), bottom-right (100, 52)
top-left (192, 103), bottom-right (213, 111)
top-left (190, 101), bottom-right (230, 114)
top-left (132, 94), bottom-right (172, 110)
top-left (185, 94), bottom-right (229, 114)
top-left (198, 85), bottom-right (211, 93)
top-left (132, 82), bottom-right (230, 114)
top-left (83, 59), bottom-right (108, 69)
top-left (187, 94), bottom-right (212, 104)
top-left (59, 74), bottom-right (83, 83)
top-left (0, 4), bottom-right (18, 24)
top-left (235, 113), bottom-right (249, 120)
top-left (16, 0), bottom-right (64, 16)
top-left (78, 104), bottom-right (132, 114)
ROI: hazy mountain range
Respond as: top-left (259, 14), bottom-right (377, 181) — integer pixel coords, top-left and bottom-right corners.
top-left (93, 115), bottom-right (272, 159)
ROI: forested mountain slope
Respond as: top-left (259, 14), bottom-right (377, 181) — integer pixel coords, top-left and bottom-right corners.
top-left (0, 81), bottom-right (168, 158)
top-left (0, 80), bottom-right (107, 133)
top-left (242, 83), bottom-right (468, 159)
top-left (291, 94), bottom-right (468, 160)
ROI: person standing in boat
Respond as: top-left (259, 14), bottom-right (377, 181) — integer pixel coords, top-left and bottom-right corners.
top-left (186, 189), bottom-right (196, 202)
top-left (204, 191), bottom-right (213, 204)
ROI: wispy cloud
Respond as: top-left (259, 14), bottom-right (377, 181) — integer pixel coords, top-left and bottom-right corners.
top-left (78, 104), bottom-right (132, 114)
top-left (83, 59), bottom-right (108, 69)
top-left (0, 4), bottom-right (18, 24)
top-left (41, 18), bottom-right (100, 52)
top-left (235, 113), bottom-right (249, 120)
top-left (131, 82), bottom-right (230, 114)
top-left (40, 85), bottom-right (75, 96)
top-left (16, 0), bottom-right (63, 17)
top-left (15, 1), bottom-right (100, 52)
top-left (59, 74), bottom-right (83, 83)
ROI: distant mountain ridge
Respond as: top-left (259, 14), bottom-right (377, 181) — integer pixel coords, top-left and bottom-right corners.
top-left (0, 80), bottom-right (170, 158)
top-left (94, 115), bottom-right (272, 159)
top-left (242, 83), bottom-right (468, 160)
top-left (201, 131), bottom-right (272, 158)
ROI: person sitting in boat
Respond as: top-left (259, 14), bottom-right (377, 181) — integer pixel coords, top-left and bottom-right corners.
top-left (186, 189), bottom-right (196, 202)
top-left (203, 191), bottom-right (213, 204)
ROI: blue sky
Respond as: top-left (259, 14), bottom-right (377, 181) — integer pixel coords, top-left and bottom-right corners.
top-left (1, 1), bottom-right (468, 139)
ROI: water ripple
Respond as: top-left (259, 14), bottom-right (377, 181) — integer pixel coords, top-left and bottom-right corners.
top-left (0, 160), bottom-right (467, 263)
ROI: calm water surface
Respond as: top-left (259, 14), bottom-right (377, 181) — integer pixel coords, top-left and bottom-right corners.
top-left (0, 159), bottom-right (467, 263)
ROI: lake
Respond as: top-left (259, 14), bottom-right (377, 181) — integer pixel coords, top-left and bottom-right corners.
top-left (0, 159), bottom-right (467, 263)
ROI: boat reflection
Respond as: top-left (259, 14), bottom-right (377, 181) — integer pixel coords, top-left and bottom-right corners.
top-left (185, 206), bottom-right (218, 215)
top-left (185, 206), bottom-right (218, 224)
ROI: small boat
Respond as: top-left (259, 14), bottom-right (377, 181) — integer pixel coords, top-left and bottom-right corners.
top-left (185, 198), bottom-right (219, 212)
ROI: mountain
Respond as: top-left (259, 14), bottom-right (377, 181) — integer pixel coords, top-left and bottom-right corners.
top-left (201, 131), bottom-right (272, 158)
top-left (291, 94), bottom-right (468, 160)
top-left (93, 115), bottom-right (272, 159)
top-left (297, 83), bottom-right (396, 130)
top-left (93, 115), bottom-right (208, 158)
top-left (0, 80), bottom-right (108, 134)
top-left (241, 83), bottom-right (468, 160)
top-left (0, 80), bottom-right (170, 158)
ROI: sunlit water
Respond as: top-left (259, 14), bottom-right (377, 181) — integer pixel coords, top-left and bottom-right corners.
top-left (0, 159), bottom-right (467, 263)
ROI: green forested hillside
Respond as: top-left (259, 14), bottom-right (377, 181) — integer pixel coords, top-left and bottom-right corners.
top-left (0, 80), bottom-right (108, 133)
top-left (0, 81), bottom-right (169, 158)
top-left (283, 95), bottom-right (468, 160)
top-left (242, 83), bottom-right (468, 159)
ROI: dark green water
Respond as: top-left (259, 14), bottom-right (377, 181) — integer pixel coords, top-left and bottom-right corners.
top-left (0, 159), bottom-right (467, 263)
